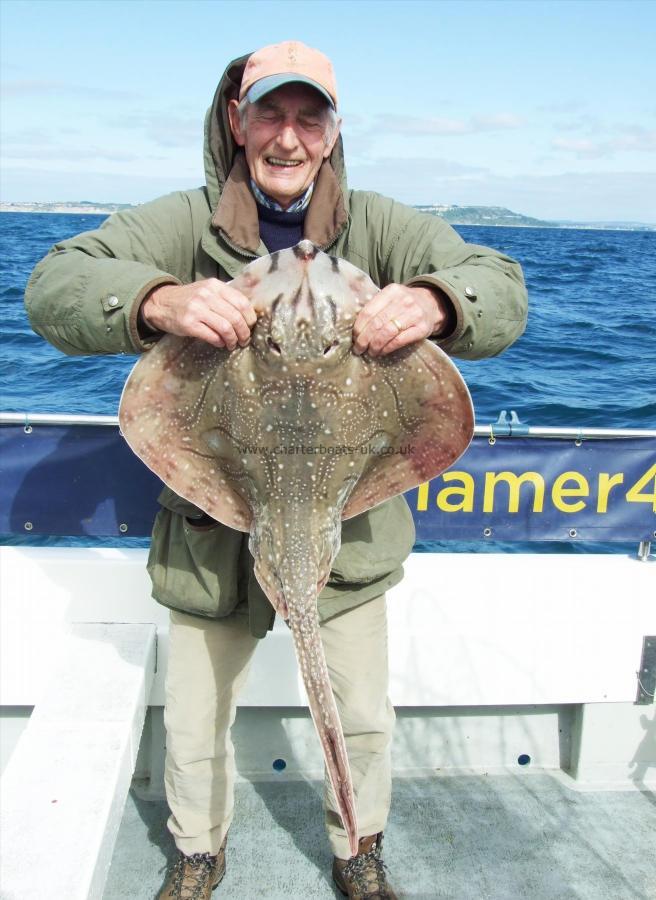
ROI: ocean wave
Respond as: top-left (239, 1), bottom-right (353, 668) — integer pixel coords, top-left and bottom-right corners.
top-left (1, 217), bottom-right (654, 432)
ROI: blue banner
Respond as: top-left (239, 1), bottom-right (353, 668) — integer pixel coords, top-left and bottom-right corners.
top-left (0, 423), bottom-right (161, 538)
top-left (406, 435), bottom-right (655, 542)
top-left (0, 424), bottom-right (654, 541)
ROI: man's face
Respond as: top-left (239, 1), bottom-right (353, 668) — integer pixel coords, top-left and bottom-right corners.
top-left (228, 84), bottom-right (340, 209)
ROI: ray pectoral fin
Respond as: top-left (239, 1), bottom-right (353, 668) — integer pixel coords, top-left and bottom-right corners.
top-left (343, 341), bottom-right (474, 518)
top-left (118, 333), bottom-right (253, 532)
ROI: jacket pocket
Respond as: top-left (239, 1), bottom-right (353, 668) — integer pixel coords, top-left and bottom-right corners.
top-left (147, 508), bottom-right (244, 618)
top-left (329, 494), bottom-right (416, 585)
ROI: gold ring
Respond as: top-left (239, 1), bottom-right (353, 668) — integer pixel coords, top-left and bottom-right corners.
top-left (390, 317), bottom-right (403, 332)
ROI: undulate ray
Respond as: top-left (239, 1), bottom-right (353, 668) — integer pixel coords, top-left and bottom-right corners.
top-left (119, 240), bottom-right (474, 857)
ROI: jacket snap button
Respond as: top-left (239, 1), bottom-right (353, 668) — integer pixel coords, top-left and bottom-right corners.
top-left (464, 286), bottom-right (477, 300)
top-left (107, 295), bottom-right (119, 307)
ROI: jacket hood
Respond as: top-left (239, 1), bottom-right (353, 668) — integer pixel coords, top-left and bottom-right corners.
top-left (203, 52), bottom-right (348, 254)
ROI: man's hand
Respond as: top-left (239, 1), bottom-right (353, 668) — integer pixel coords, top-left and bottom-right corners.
top-left (140, 279), bottom-right (257, 349)
top-left (352, 284), bottom-right (452, 357)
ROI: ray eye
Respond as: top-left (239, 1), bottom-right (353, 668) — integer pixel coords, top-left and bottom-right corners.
top-left (267, 337), bottom-right (282, 354)
top-left (323, 340), bottom-right (339, 356)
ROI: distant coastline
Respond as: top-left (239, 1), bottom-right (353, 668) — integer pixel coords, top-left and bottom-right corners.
top-left (0, 201), bottom-right (133, 216)
top-left (413, 204), bottom-right (656, 232)
top-left (1, 200), bottom-right (655, 231)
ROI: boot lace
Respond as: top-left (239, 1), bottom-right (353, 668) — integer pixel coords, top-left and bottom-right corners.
top-left (341, 841), bottom-right (391, 899)
top-left (167, 852), bottom-right (217, 900)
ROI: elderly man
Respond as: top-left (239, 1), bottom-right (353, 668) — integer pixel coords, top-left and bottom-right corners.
top-left (26, 41), bottom-right (527, 900)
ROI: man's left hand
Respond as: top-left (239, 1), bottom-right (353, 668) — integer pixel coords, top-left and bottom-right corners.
top-left (352, 284), bottom-right (452, 357)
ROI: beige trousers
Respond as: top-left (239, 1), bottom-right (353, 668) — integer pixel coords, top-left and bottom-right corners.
top-left (164, 594), bottom-right (395, 859)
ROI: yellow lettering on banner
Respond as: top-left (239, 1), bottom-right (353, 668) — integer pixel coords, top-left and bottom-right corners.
top-left (626, 463), bottom-right (656, 513)
top-left (436, 472), bottom-right (475, 512)
top-left (483, 471), bottom-right (545, 513)
top-left (597, 472), bottom-right (624, 513)
top-left (552, 471), bottom-right (589, 512)
top-left (416, 482), bottom-right (429, 512)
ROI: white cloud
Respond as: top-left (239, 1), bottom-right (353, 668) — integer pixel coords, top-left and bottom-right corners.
top-left (348, 158), bottom-right (656, 222)
top-left (537, 101), bottom-right (586, 114)
top-left (1, 79), bottom-right (137, 100)
top-left (470, 113), bottom-right (526, 131)
top-left (105, 112), bottom-right (200, 148)
top-left (3, 146), bottom-right (147, 163)
top-left (552, 126), bottom-right (656, 159)
top-left (348, 156), bottom-right (489, 190)
top-left (552, 137), bottom-right (605, 159)
top-left (1, 130), bottom-right (147, 163)
top-left (373, 112), bottom-right (526, 136)
top-left (1, 128), bottom-right (50, 145)
top-left (556, 114), bottom-right (604, 134)
top-left (1, 166), bottom-right (199, 204)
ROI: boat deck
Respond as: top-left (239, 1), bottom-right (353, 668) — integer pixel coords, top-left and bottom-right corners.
top-left (105, 772), bottom-right (656, 899)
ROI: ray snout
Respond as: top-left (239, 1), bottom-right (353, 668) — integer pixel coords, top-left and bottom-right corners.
top-left (293, 240), bottom-right (319, 261)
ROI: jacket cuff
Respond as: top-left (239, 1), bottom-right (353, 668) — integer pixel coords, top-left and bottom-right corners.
top-left (126, 276), bottom-right (181, 352)
top-left (405, 273), bottom-right (466, 351)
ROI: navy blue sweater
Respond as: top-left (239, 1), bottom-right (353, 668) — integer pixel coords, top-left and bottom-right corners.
top-left (256, 201), bottom-right (305, 252)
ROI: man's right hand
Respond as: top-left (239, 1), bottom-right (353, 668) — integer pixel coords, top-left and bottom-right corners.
top-left (140, 279), bottom-right (257, 349)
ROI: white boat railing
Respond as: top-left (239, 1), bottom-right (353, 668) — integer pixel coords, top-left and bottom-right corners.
top-left (1, 410), bottom-right (655, 439)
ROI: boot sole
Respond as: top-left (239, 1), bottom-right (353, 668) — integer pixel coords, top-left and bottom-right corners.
top-left (212, 862), bottom-right (226, 890)
top-left (333, 866), bottom-right (397, 899)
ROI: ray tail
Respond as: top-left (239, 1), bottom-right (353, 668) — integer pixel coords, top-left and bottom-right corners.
top-left (288, 594), bottom-right (359, 857)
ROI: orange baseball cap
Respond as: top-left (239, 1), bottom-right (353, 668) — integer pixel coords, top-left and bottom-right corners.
top-left (239, 41), bottom-right (338, 110)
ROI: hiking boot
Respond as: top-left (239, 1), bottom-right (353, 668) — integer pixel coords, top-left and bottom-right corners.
top-left (332, 832), bottom-right (398, 899)
top-left (157, 838), bottom-right (227, 899)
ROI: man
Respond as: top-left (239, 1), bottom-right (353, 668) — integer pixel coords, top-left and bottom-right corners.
top-left (26, 41), bottom-right (527, 899)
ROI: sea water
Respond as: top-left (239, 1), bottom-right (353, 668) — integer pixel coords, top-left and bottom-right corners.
top-left (1, 212), bottom-right (654, 551)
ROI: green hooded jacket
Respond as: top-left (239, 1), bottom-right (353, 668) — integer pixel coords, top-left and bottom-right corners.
top-left (25, 53), bottom-right (528, 636)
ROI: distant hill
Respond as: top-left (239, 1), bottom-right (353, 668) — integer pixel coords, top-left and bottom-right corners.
top-left (0, 201), bottom-right (134, 214)
top-left (415, 205), bottom-right (554, 227)
top-left (414, 204), bottom-right (656, 231)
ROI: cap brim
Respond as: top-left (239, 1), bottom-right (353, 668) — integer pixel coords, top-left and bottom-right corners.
top-left (246, 73), bottom-right (335, 109)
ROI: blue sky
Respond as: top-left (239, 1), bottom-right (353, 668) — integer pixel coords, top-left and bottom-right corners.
top-left (1, 0), bottom-right (654, 221)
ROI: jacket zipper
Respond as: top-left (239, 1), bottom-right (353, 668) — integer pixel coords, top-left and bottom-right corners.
top-left (218, 230), bottom-right (259, 260)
